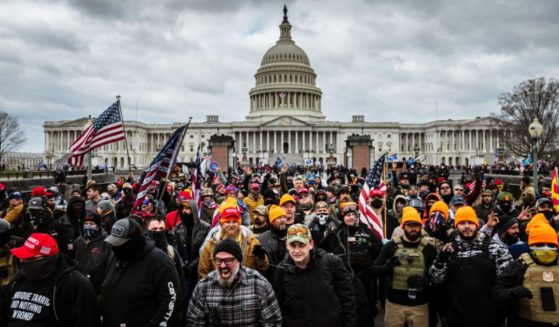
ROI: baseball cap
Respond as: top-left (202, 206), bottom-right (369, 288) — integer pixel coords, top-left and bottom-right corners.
top-left (287, 224), bottom-right (312, 245)
top-left (369, 189), bottom-right (385, 198)
top-left (31, 187), bottom-right (47, 197)
top-left (11, 233), bottom-right (59, 259)
top-left (297, 188), bottom-right (310, 195)
top-left (250, 183), bottom-right (260, 190)
top-left (220, 207), bottom-right (241, 225)
top-left (105, 218), bottom-right (143, 247)
top-left (450, 195), bottom-right (466, 206)
top-left (253, 205), bottom-right (268, 216)
top-left (8, 191), bottom-right (22, 200)
top-left (497, 192), bottom-right (514, 203)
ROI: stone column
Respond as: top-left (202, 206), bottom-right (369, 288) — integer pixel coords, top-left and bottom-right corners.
top-left (490, 129), bottom-right (494, 152)
top-left (274, 131), bottom-right (277, 153)
top-left (295, 132), bottom-right (299, 153)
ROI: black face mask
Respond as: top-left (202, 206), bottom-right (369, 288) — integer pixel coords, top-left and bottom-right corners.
top-left (147, 231), bottom-right (168, 250)
top-left (21, 256), bottom-right (59, 281)
top-left (542, 210), bottom-right (555, 221)
top-left (499, 203), bottom-right (512, 213)
top-left (371, 199), bottom-right (383, 209)
top-left (112, 235), bottom-right (145, 263)
top-left (29, 209), bottom-right (52, 229)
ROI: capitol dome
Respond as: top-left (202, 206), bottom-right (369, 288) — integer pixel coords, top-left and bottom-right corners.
top-left (246, 6), bottom-right (325, 122)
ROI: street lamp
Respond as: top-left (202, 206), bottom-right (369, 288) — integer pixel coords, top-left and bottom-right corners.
top-left (528, 117), bottom-right (543, 192)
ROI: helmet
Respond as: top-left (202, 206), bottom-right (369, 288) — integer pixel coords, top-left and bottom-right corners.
top-left (202, 188), bottom-right (214, 197)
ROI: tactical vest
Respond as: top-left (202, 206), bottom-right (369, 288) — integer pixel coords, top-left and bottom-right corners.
top-left (391, 237), bottom-right (427, 291)
top-left (517, 253), bottom-right (559, 323)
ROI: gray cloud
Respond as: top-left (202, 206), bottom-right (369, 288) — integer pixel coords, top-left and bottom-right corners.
top-left (0, 0), bottom-right (557, 152)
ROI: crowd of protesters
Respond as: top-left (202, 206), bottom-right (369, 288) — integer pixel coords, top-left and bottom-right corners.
top-left (0, 159), bottom-right (557, 327)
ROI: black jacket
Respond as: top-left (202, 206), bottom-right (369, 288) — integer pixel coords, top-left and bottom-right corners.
top-left (274, 249), bottom-right (356, 327)
top-left (102, 238), bottom-right (182, 327)
top-left (173, 200), bottom-right (210, 280)
top-left (327, 222), bottom-right (382, 273)
top-left (1, 254), bottom-right (100, 327)
top-left (73, 231), bottom-right (113, 294)
top-left (257, 227), bottom-right (287, 281)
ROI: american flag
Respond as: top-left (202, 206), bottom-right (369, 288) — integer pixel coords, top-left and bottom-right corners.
top-left (133, 123), bottom-right (189, 211)
top-left (358, 153), bottom-right (387, 240)
top-left (68, 100), bottom-right (126, 167)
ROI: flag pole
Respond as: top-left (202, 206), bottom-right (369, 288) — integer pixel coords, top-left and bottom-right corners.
top-left (86, 115), bottom-right (93, 180)
top-left (383, 152), bottom-right (388, 239)
top-left (116, 95), bottom-right (133, 177)
top-left (155, 117), bottom-right (192, 214)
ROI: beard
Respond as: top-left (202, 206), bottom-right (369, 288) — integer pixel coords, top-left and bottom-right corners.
top-left (216, 265), bottom-right (240, 288)
top-left (458, 229), bottom-right (478, 241)
top-left (404, 231), bottom-right (420, 242)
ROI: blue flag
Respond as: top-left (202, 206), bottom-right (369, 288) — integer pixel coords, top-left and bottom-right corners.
top-left (388, 154), bottom-right (398, 162)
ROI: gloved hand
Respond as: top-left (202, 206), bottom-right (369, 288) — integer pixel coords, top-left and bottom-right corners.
top-left (383, 256), bottom-right (401, 274)
top-left (511, 286), bottom-right (533, 300)
top-left (252, 245), bottom-right (267, 260)
top-left (407, 274), bottom-right (427, 289)
top-left (437, 243), bottom-right (456, 263)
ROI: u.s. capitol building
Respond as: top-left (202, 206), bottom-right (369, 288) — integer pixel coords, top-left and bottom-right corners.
top-left (43, 8), bottom-right (509, 171)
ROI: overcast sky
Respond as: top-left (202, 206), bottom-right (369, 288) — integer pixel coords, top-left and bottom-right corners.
top-left (2, 0), bottom-right (558, 153)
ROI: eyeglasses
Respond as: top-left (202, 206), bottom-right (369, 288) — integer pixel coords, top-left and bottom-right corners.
top-left (454, 188), bottom-right (464, 192)
top-left (299, 194), bottom-right (310, 198)
top-left (214, 257), bottom-right (236, 266)
top-left (441, 186), bottom-right (450, 190)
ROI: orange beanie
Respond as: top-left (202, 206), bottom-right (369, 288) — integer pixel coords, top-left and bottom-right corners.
top-left (526, 214), bottom-right (549, 235)
top-left (528, 222), bottom-right (559, 246)
top-left (401, 207), bottom-right (422, 227)
top-left (268, 205), bottom-right (286, 223)
top-left (429, 201), bottom-right (449, 221)
top-left (279, 194), bottom-right (296, 207)
top-left (454, 206), bottom-right (479, 227)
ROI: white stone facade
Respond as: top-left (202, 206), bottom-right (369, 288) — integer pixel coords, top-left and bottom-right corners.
top-left (43, 8), bottom-right (509, 169)
top-left (1, 152), bottom-right (44, 170)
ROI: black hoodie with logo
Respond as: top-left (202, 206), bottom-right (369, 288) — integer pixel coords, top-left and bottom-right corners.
top-left (1, 254), bottom-right (99, 326)
top-left (102, 238), bottom-right (182, 327)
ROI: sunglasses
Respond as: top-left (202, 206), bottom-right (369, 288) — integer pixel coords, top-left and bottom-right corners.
top-left (441, 186), bottom-right (450, 190)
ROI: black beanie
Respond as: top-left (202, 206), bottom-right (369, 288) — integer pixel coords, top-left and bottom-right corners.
top-left (498, 215), bottom-right (518, 234)
top-left (214, 239), bottom-right (243, 263)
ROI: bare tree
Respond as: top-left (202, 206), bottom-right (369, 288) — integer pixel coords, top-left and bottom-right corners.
top-left (0, 111), bottom-right (26, 168)
top-left (492, 77), bottom-right (559, 159)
